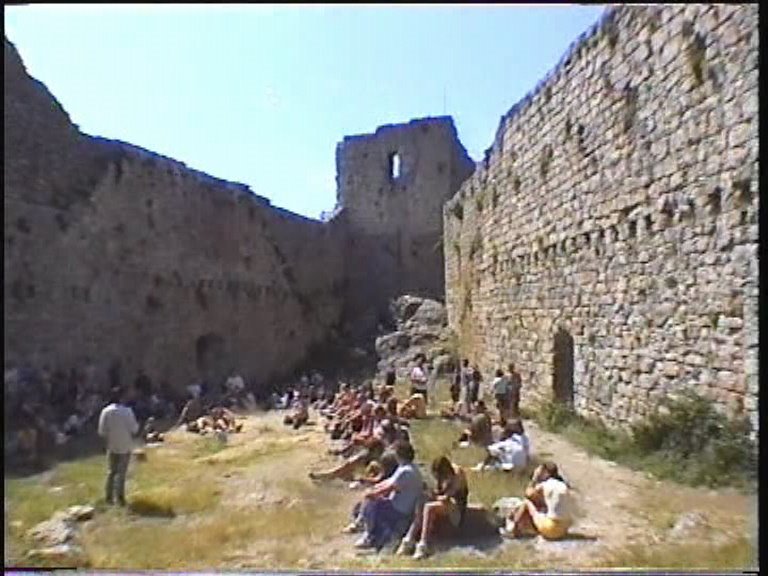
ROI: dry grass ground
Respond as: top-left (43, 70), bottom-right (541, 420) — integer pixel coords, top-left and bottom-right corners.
top-left (4, 381), bottom-right (758, 571)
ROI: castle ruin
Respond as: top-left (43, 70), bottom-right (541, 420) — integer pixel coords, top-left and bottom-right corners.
top-left (4, 3), bottom-right (759, 434)
top-left (3, 38), bottom-right (472, 393)
top-left (443, 4), bottom-right (758, 431)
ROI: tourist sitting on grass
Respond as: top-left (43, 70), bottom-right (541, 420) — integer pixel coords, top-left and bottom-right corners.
top-left (329, 401), bottom-right (376, 453)
top-left (309, 437), bottom-right (387, 482)
top-left (399, 393), bottom-right (427, 420)
top-left (397, 455), bottom-right (469, 559)
top-left (142, 417), bottom-right (164, 443)
top-left (339, 403), bottom-right (391, 458)
top-left (321, 384), bottom-right (351, 419)
top-left (385, 396), bottom-right (403, 424)
top-left (473, 419), bottom-right (530, 471)
top-left (354, 441), bottom-right (424, 550)
top-left (283, 393), bottom-right (310, 430)
top-left (352, 403), bottom-right (386, 445)
top-left (502, 462), bottom-right (574, 541)
top-left (456, 410), bottom-right (493, 447)
top-left (176, 389), bottom-right (204, 428)
top-left (343, 451), bottom-right (400, 533)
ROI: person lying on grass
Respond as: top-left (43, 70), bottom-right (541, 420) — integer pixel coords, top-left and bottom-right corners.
top-left (473, 419), bottom-right (530, 472)
top-left (354, 440), bottom-right (424, 551)
top-left (310, 416), bottom-right (404, 482)
top-left (502, 461), bottom-right (575, 541)
top-left (397, 455), bottom-right (469, 559)
top-left (309, 436), bottom-right (386, 482)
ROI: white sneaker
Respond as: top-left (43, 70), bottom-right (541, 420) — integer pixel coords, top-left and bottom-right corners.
top-left (342, 521), bottom-right (362, 534)
top-left (471, 463), bottom-right (485, 472)
top-left (413, 541), bottom-right (430, 560)
top-left (396, 538), bottom-right (415, 556)
top-left (354, 534), bottom-right (374, 549)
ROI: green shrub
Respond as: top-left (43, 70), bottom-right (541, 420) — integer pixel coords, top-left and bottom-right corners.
top-left (538, 400), bottom-right (576, 431)
top-left (532, 391), bottom-right (756, 489)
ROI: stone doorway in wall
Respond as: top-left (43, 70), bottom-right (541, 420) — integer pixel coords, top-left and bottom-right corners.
top-left (195, 333), bottom-right (226, 388)
top-left (553, 328), bottom-right (575, 406)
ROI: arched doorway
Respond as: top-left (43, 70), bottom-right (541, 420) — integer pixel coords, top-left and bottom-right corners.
top-left (195, 333), bottom-right (226, 387)
top-left (553, 328), bottom-right (574, 406)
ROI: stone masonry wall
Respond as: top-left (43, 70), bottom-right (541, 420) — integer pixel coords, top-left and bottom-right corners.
top-left (336, 118), bottom-right (474, 335)
top-left (4, 39), bottom-right (345, 393)
top-left (443, 5), bottom-right (758, 431)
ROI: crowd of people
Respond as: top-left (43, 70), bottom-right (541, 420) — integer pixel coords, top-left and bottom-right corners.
top-left (299, 355), bottom-right (575, 558)
top-left (3, 360), bottom-right (317, 467)
top-left (7, 353), bottom-right (577, 557)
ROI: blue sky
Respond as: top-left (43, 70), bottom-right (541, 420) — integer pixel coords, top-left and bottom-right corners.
top-left (5, 4), bottom-right (605, 220)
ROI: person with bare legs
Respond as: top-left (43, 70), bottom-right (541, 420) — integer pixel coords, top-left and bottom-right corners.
top-left (503, 461), bottom-right (574, 541)
top-left (396, 455), bottom-right (469, 559)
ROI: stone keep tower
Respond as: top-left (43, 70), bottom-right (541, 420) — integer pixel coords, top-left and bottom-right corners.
top-left (334, 116), bottom-right (475, 336)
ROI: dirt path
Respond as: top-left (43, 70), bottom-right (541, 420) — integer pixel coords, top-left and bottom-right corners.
top-left (519, 419), bottom-right (756, 567)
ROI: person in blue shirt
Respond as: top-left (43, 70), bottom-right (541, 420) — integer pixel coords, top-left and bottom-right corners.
top-left (355, 440), bottom-right (424, 550)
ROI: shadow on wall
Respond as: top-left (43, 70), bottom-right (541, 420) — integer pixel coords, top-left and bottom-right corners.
top-left (553, 328), bottom-right (574, 406)
top-left (195, 333), bottom-right (227, 386)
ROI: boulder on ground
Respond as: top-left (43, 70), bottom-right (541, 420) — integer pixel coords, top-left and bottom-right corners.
top-left (60, 505), bottom-right (95, 523)
top-left (670, 511), bottom-right (710, 538)
top-left (376, 295), bottom-right (455, 380)
top-left (26, 543), bottom-right (85, 564)
top-left (27, 518), bottom-right (76, 547)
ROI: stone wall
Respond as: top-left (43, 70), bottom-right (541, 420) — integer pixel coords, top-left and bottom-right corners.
top-left (443, 5), bottom-right (758, 431)
top-left (4, 37), bottom-right (475, 395)
top-left (336, 118), bottom-right (474, 335)
top-left (4, 39), bottom-right (346, 393)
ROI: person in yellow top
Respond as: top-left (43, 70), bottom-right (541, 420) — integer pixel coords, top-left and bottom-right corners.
top-left (398, 393), bottom-right (427, 419)
top-left (503, 461), bottom-right (574, 541)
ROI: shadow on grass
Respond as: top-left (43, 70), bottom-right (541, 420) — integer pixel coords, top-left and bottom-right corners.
top-left (438, 506), bottom-right (505, 551)
top-left (561, 531), bottom-right (598, 541)
top-left (128, 497), bottom-right (177, 518)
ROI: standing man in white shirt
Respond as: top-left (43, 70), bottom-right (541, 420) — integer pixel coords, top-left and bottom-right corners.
top-left (98, 386), bottom-right (139, 506)
top-left (409, 354), bottom-right (429, 404)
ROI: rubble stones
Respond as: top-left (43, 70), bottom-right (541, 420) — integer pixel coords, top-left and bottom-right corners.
top-left (26, 543), bottom-right (86, 564)
top-left (26, 504), bottom-right (95, 562)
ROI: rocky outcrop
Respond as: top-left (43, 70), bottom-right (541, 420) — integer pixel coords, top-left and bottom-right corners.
top-left (375, 296), bottom-right (456, 378)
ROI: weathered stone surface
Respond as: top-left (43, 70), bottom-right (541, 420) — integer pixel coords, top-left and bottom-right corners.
top-left (3, 38), bottom-right (473, 394)
top-left (26, 543), bottom-right (86, 564)
top-left (28, 517), bottom-right (76, 547)
top-left (443, 5), bottom-right (758, 430)
top-left (375, 296), bottom-right (453, 378)
top-left (669, 511), bottom-right (711, 538)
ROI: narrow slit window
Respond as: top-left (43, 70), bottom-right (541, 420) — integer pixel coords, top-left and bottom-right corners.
top-left (389, 152), bottom-right (401, 180)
